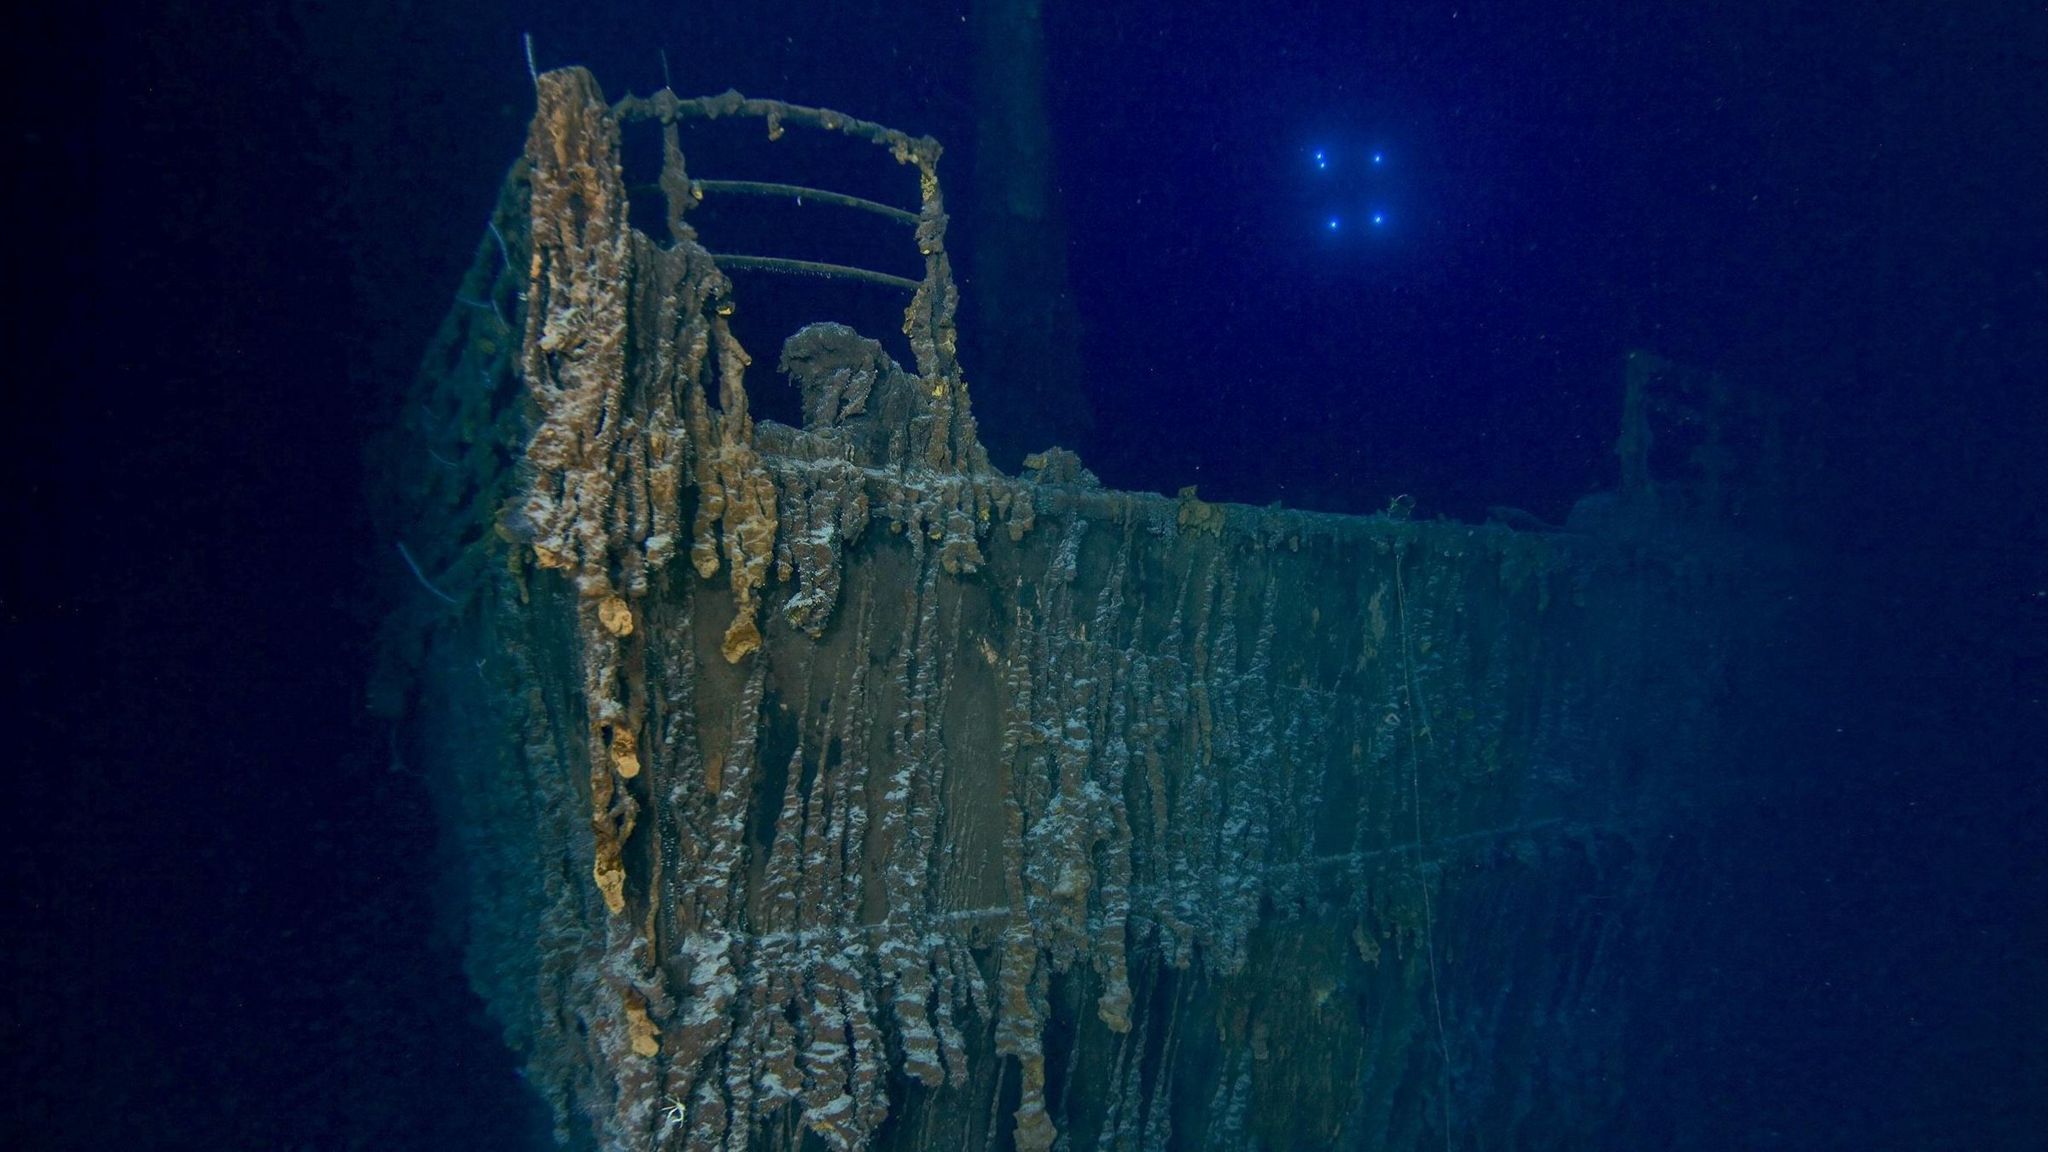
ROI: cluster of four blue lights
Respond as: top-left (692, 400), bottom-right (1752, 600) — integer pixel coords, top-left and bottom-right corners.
top-left (1313, 148), bottom-right (1388, 231)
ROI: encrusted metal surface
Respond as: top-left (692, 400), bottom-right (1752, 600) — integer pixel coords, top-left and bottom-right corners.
top-left (378, 69), bottom-right (1751, 1152)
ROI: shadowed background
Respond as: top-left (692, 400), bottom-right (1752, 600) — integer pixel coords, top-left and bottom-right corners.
top-left (5, 1), bottom-right (2041, 1147)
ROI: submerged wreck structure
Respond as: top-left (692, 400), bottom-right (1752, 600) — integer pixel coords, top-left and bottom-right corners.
top-left (379, 69), bottom-right (1774, 1151)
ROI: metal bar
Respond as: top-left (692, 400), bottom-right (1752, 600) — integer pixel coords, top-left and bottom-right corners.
top-left (709, 254), bottom-right (921, 292)
top-left (614, 89), bottom-right (944, 175)
top-left (693, 180), bottom-right (919, 226)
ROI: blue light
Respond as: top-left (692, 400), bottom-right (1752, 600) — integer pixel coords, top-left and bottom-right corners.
top-left (1327, 216), bottom-right (1341, 231)
top-left (1372, 212), bottom-right (1386, 226)
top-left (1372, 151), bottom-right (1385, 165)
top-left (1313, 149), bottom-right (1329, 170)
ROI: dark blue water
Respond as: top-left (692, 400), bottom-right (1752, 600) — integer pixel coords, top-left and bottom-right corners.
top-left (9, 1), bottom-right (2041, 1147)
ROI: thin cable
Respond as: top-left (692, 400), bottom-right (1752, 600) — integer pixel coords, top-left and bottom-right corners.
top-left (395, 541), bottom-right (459, 606)
top-left (1394, 545), bottom-right (1455, 1151)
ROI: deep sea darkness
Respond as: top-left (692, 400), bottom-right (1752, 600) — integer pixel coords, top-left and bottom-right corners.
top-left (7, 1), bottom-right (2042, 1148)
